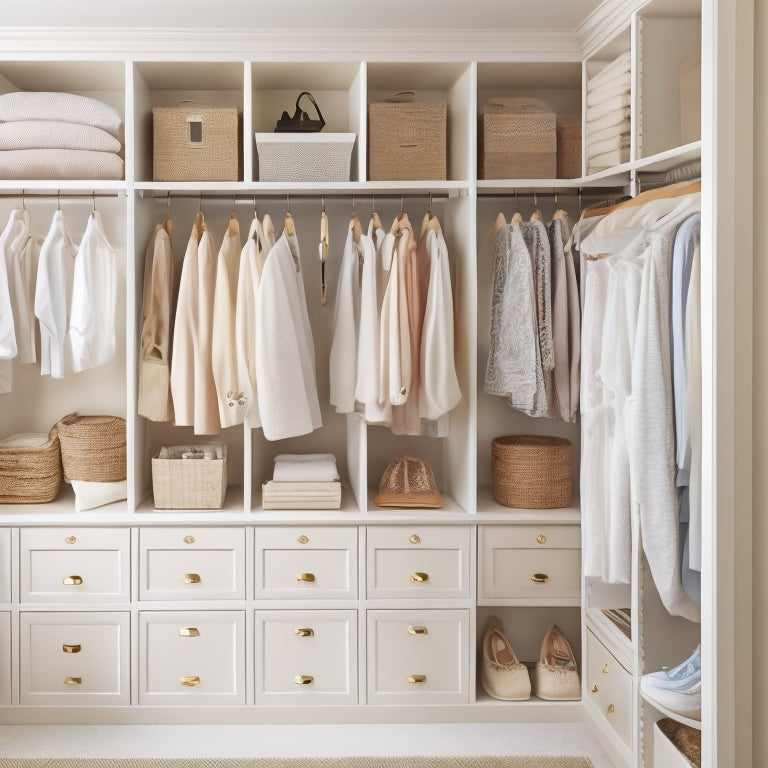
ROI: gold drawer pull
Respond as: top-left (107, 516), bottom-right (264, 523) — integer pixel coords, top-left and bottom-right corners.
top-left (183, 535), bottom-right (195, 544)
top-left (410, 572), bottom-right (428, 583)
top-left (179, 627), bottom-right (200, 637)
top-left (64, 535), bottom-right (77, 545)
top-left (409, 534), bottom-right (421, 544)
top-left (64, 676), bottom-right (82, 685)
top-left (180, 675), bottom-right (200, 687)
top-left (181, 573), bottom-right (201, 584)
top-left (63, 575), bottom-right (83, 586)
top-left (407, 674), bottom-right (427, 684)
top-left (607, 703), bottom-right (615, 715)
top-left (297, 573), bottom-right (315, 583)
top-left (295, 627), bottom-right (315, 637)
top-left (408, 625), bottom-right (428, 636)
top-left (591, 684), bottom-right (598, 693)
top-left (62, 644), bottom-right (81, 654)
top-left (297, 535), bottom-right (309, 544)
top-left (530, 573), bottom-right (549, 584)
top-left (294, 675), bottom-right (314, 685)
top-left (602, 663), bottom-right (610, 674)
top-left (536, 534), bottom-right (547, 544)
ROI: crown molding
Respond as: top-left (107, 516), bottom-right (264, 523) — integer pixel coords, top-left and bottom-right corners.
top-left (577, 0), bottom-right (648, 55)
top-left (0, 26), bottom-right (582, 61)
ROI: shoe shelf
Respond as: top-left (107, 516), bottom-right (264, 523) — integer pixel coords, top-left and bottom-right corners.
top-left (640, 691), bottom-right (703, 731)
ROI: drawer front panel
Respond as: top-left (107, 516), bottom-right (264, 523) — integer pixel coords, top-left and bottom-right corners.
top-left (586, 630), bottom-right (633, 748)
top-left (139, 611), bottom-right (245, 705)
top-left (21, 528), bottom-right (130, 604)
top-left (20, 612), bottom-right (129, 705)
top-left (255, 610), bottom-right (357, 704)
top-left (479, 525), bottom-right (580, 601)
top-left (255, 527), bottom-right (357, 598)
top-left (0, 612), bottom-right (9, 705)
top-left (367, 609), bottom-right (469, 704)
top-left (0, 529), bottom-right (10, 604)
top-left (139, 528), bottom-right (245, 600)
top-left (367, 526), bottom-right (470, 599)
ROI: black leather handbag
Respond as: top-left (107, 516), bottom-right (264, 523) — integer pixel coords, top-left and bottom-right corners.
top-left (274, 91), bottom-right (326, 132)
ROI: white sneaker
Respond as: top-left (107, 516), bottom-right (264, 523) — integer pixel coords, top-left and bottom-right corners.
top-left (640, 645), bottom-right (701, 720)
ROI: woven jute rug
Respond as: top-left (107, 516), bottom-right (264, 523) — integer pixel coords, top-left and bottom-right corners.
top-left (0, 758), bottom-right (595, 768)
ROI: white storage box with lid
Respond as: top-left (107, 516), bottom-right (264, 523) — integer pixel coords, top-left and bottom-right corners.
top-left (255, 133), bottom-right (355, 182)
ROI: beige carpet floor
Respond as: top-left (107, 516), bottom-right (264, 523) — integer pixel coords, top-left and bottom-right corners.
top-left (0, 758), bottom-right (595, 768)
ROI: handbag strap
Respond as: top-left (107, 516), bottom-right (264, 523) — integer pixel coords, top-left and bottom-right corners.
top-left (295, 91), bottom-right (326, 127)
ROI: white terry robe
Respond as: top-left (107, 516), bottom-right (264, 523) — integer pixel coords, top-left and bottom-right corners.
top-left (211, 215), bottom-right (244, 428)
top-left (420, 227), bottom-right (461, 420)
top-left (4, 208), bottom-right (41, 365)
top-left (69, 211), bottom-right (117, 373)
top-left (0, 210), bottom-right (23, 362)
top-left (329, 228), bottom-right (363, 414)
top-left (35, 209), bottom-right (77, 379)
top-left (235, 215), bottom-right (267, 430)
top-left (256, 232), bottom-right (322, 441)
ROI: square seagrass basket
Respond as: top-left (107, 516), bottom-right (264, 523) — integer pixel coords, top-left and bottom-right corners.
top-left (152, 444), bottom-right (227, 510)
top-left (491, 435), bottom-right (572, 509)
top-left (0, 428), bottom-right (62, 504)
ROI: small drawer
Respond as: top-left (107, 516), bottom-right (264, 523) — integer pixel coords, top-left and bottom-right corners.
top-left (0, 528), bottom-right (10, 603)
top-left (586, 630), bottom-right (633, 749)
top-left (478, 524), bottom-right (580, 603)
top-left (139, 527), bottom-right (245, 600)
top-left (255, 527), bottom-right (357, 599)
top-left (653, 720), bottom-right (697, 767)
top-left (139, 610), bottom-right (245, 705)
top-left (255, 609), bottom-right (357, 704)
top-left (20, 612), bottom-right (129, 705)
top-left (367, 609), bottom-right (469, 705)
top-left (20, 528), bottom-right (130, 604)
top-left (0, 612), bottom-right (10, 705)
top-left (366, 526), bottom-right (470, 599)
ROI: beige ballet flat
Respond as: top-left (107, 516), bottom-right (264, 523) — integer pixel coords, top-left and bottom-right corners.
top-left (480, 615), bottom-right (531, 701)
top-left (532, 624), bottom-right (581, 701)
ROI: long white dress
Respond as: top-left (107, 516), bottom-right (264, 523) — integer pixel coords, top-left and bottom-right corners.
top-left (0, 211), bottom-right (24, 363)
top-left (35, 209), bottom-right (77, 379)
top-left (69, 210), bottom-right (117, 373)
top-left (211, 215), bottom-right (244, 428)
top-left (256, 232), bottom-right (322, 441)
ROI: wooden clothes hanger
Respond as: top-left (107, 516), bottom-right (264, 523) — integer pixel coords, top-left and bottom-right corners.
top-left (529, 191), bottom-right (542, 222)
top-left (194, 210), bottom-right (205, 239)
top-left (349, 211), bottom-right (363, 245)
top-left (283, 195), bottom-right (296, 236)
top-left (583, 179), bottom-right (701, 219)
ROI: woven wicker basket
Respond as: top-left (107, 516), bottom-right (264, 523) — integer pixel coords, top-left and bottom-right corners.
top-left (153, 103), bottom-right (238, 182)
top-left (557, 114), bottom-right (582, 179)
top-left (481, 97), bottom-right (556, 179)
top-left (152, 444), bottom-right (227, 510)
top-left (491, 435), bottom-right (572, 509)
top-left (368, 97), bottom-right (446, 181)
top-left (0, 428), bottom-right (62, 504)
top-left (56, 413), bottom-right (126, 483)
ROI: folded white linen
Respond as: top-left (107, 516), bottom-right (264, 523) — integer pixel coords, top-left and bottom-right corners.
top-left (586, 82), bottom-right (631, 107)
top-left (586, 133), bottom-right (631, 159)
top-left (0, 120), bottom-right (121, 152)
top-left (587, 51), bottom-right (631, 91)
top-left (587, 93), bottom-right (632, 122)
top-left (587, 147), bottom-right (630, 172)
top-left (0, 432), bottom-right (48, 448)
top-left (0, 149), bottom-right (123, 180)
top-left (586, 107), bottom-right (632, 134)
top-left (0, 91), bottom-right (121, 132)
top-left (71, 479), bottom-right (127, 511)
top-left (588, 118), bottom-right (631, 145)
top-left (273, 453), bottom-right (340, 482)
top-left (262, 480), bottom-right (342, 510)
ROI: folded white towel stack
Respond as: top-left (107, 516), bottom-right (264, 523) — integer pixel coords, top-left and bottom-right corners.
top-left (263, 453), bottom-right (342, 510)
top-left (0, 91), bottom-right (124, 180)
top-left (586, 51), bottom-right (632, 173)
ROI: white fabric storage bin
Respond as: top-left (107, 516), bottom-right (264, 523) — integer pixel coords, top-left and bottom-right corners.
top-left (255, 133), bottom-right (355, 182)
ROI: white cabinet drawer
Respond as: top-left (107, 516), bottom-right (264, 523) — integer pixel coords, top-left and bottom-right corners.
top-left (20, 612), bottom-right (129, 705)
top-left (367, 609), bottom-right (469, 705)
top-left (139, 528), bottom-right (245, 600)
top-left (478, 525), bottom-right (580, 603)
top-left (255, 527), bottom-right (357, 599)
top-left (367, 526), bottom-right (470, 599)
top-left (139, 611), bottom-right (245, 705)
top-left (586, 630), bottom-right (634, 749)
top-left (0, 529), bottom-right (10, 603)
top-left (0, 612), bottom-right (9, 705)
top-left (20, 528), bottom-right (130, 604)
top-left (255, 609), bottom-right (357, 704)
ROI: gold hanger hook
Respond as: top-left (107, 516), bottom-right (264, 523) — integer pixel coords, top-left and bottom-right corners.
top-left (92, 191), bottom-right (96, 213)
top-left (322, 195), bottom-right (326, 213)
top-left (578, 187), bottom-right (582, 211)
top-left (287, 193), bottom-right (290, 213)
top-left (371, 193), bottom-right (375, 213)
top-left (428, 191), bottom-right (432, 214)
top-left (57, 189), bottom-right (61, 211)
top-left (400, 193), bottom-right (404, 212)
top-left (167, 191), bottom-right (171, 215)
top-left (253, 194), bottom-right (257, 215)
top-left (21, 189), bottom-right (25, 211)
top-left (533, 189), bottom-right (538, 208)
top-left (199, 192), bottom-right (202, 213)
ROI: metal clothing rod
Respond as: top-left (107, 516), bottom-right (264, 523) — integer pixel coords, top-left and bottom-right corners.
top-left (138, 191), bottom-right (454, 202)
top-left (0, 192), bottom-right (124, 199)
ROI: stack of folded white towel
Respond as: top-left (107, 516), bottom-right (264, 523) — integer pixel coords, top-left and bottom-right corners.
top-left (586, 51), bottom-right (631, 174)
top-left (0, 91), bottom-right (123, 179)
top-left (262, 454), bottom-right (342, 510)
